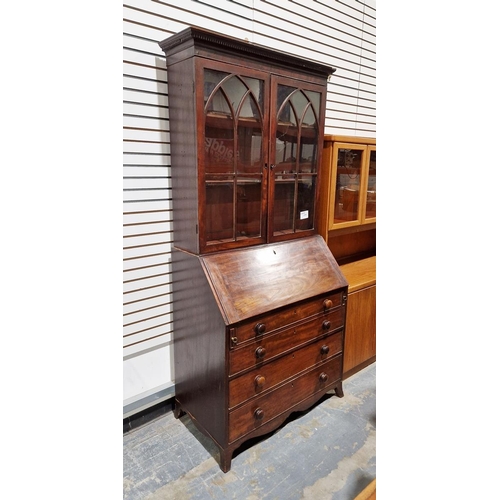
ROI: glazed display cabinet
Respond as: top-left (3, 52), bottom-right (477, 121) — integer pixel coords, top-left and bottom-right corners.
top-left (159, 27), bottom-right (348, 472)
top-left (319, 135), bottom-right (376, 237)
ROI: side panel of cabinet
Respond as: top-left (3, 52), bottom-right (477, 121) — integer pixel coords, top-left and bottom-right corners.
top-left (171, 248), bottom-right (228, 446)
top-left (343, 284), bottom-right (376, 377)
top-left (169, 58), bottom-right (200, 254)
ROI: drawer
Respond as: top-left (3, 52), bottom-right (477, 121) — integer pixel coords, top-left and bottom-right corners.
top-left (230, 290), bottom-right (345, 348)
top-left (228, 355), bottom-right (342, 443)
top-left (229, 330), bottom-right (343, 409)
top-left (229, 307), bottom-right (344, 376)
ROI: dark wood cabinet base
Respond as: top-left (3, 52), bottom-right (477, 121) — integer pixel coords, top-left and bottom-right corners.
top-left (170, 237), bottom-right (347, 472)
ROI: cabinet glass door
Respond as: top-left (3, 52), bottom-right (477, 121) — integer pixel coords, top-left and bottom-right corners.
top-left (270, 80), bottom-right (323, 239)
top-left (364, 147), bottom-right (376, 220)
top-left (330, 142), bottom-right (375, 228)
top-left (203, 69), bottom-right (267, 247)
top-left (332, 145), bottom-right (365, 223)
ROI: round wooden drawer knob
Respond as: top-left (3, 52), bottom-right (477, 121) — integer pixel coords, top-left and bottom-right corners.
top-left (254, 375), bottom-right (266, 388)
top-left (323, 299), bottom-right (333, 310)
top-left (254, 323), bottom-right (266, 335)
top-left (254, 408), bottom-right (264, 420)
top-left (319, 372), bottom-right (328, 383)
top-left (255, 346), bottom-right (266, 359)
top-left (322, 320), bottom-right (331, 330)
top-left (320, 345), bottom-right (330, 355)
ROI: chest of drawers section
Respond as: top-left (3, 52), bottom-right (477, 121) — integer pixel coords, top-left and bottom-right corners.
top-left (228, 292), bottom-right (346, 444)
top-left (171, 236), bottom-right (348, 472)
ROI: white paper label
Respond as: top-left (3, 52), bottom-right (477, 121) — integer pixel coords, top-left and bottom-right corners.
top-left (300, 210), bottom-right (309, 220)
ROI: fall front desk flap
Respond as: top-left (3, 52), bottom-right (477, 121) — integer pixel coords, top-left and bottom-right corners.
top-left (200, 235), bottom-right (348, 325)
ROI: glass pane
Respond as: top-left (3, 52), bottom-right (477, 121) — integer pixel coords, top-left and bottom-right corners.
top-left (236, 179), bottom-right (262, 239)
top-left (204, 69), bottom-right (229, 107)
top-left (206, 181), bottom-right (234, 242)
top-left (290, 90), bottom-right (309, 117)
top-left (277, 85), bottom-right (296, 110)
top-left (276, 101), bottom-right (298, 174)
top-left (221, 76), bottom-right (247, 111)
top-left (304, 90), bottom-right (320, 116)
top-left (242, 77), bottom-right (263, 110)
top-left (296, 176), bottom-right (315, 231)
top-left (365, 150), bottom-right (376, 219)
top-left (299, 105), bottom-right (318, 174)
top-left (205, 88), bottom-right (234, 174)
top-left (237, 94), bottom-right (262, 174)
top-left (273, 179), bottom-right (295, 234)
top-left (334, 148), bottom-right (363, 223)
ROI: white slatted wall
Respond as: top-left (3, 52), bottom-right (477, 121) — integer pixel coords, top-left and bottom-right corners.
top-left (123, 0), bottom-right (376, 415)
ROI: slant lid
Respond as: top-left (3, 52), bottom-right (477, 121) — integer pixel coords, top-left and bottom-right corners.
top-left (200, 235), bottom-right (347, 325)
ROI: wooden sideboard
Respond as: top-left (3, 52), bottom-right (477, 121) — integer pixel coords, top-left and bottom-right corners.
top-left (339, 256), bottom-right (376, 378)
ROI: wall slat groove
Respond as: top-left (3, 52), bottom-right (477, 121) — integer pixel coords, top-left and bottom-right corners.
top-left (124, 292), bottom-right (172, 307)
top-left (123, 321), bottom-right (173, 341)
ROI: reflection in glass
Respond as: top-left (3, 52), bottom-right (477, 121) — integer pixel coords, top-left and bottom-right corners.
top-left (205, 88), bottom-right (235, 174)
top-left (236, 179), bottom-right (262, 238)
top-left (237, 94), bottom-right (262, 174)
top-left (273, 180), bottom-right (294, 234)
top-left (365, 150), bottom-right (376, 219)
top-left (299, 105), bottom-right (317, 173)
top-left (275, 101), bottom-right (298, 172)
top-left (296, 176), bottom-right (315, 231)
top-left (273, 176), bottom-right (315, 234)
top-left (334, 148), bottom-right (363, 222)
top-left (206, 181), bottom-right (234, 242)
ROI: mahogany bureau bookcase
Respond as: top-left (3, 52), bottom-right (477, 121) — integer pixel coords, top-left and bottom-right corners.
top-left (158, 27), bottom-right (348, 472)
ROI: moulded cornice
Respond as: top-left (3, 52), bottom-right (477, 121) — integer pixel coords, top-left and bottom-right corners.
top-left (158, 26), bottom-right (336, 78)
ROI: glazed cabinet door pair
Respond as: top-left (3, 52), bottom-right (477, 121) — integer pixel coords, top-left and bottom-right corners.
top-left (329, 139), bottom-right (376, 229)
top-left (197, 61), bottom-right (326, 253)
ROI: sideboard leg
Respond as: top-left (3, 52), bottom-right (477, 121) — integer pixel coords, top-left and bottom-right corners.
top-left (219, 448), bottom-right (233, 473)
top-left (173, 399), bottom-right (184, 419)
top-left (335, 384), bottom-right (344, 398)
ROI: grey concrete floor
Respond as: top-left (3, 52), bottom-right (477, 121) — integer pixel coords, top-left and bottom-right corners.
top-left (123, 362), bottom-right (376, 500)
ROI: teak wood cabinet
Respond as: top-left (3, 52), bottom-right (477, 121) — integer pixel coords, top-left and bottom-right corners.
top-left (318, 136), bottom-right (376, 378)
top-left (159, 27), bottom-right (348, 472)
top-left (339, 256), bottom-right (376, 377)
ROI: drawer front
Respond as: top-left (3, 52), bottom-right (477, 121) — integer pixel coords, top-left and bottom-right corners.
top-left (228, 355), bottom-right (342, 443)
top-left (229, 330), bottom-right (343, 409)
top-left (230, 291), bottom-right (345, 348)
top-left (229, 307), bottom-right (344, 376)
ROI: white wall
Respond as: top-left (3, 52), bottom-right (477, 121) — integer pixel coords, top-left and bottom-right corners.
top-left (123, 0), bottom-right (376, 415)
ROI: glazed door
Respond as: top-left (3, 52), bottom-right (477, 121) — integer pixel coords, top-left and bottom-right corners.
top-left (329, 142), bottom-right (376, 229)
top-left (199, 64), bottom-right (270, 253)
top-left (268, 76), bottom-right (326, 242)
top-left (363, 146), bottom-right (376, 221)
